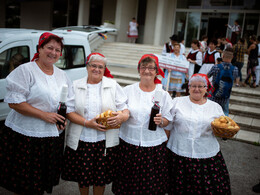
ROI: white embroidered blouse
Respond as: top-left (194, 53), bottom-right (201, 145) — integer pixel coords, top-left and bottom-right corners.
top-left (4, 61), bottom-right (74, 137)
top-left (66, 81), bottom-right (127, 143)
top-left (166, 96), bottom-right (224, 159)
top-left (119, 83), bottom-right (173, 147)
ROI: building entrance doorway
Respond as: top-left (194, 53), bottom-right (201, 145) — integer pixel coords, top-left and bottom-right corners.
top-left (208, 18), bottom-right (228, 41)
top-left (200, 13), bottom-right (229, 41)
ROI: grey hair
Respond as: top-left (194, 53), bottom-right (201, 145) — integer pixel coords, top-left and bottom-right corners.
top-left (188, 75), bottom-right (207, 88)
top-left (87, 54), bottom-right (107, 66)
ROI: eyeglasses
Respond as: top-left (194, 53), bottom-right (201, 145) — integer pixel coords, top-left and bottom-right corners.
top-left (189, 85), bottom-right (206, 89)
top-left (45, 46), bottom-right (62, 53)
top-left (88, 64), bottom-right (105, 70)
top-left (140, 65), bottom-right (156, 71)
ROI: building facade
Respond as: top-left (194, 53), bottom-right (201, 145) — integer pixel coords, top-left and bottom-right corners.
top-left (0, 0), bottom-right (259, 46)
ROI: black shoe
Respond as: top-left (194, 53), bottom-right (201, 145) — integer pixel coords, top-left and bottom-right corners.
top-left (252, 182), bottom-right (260, 193)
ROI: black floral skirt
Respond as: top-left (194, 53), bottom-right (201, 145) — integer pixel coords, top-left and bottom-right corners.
top-left (61, 140), bottom-right (118, 188)
top-left (0, 126), bottom-right (65, 195)
top-left (112, 139), bottom-right (169, 195)
top-left (168, 149), bottom-right (231, 195)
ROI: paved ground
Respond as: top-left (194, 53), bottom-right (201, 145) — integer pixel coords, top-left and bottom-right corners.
top-left (0, 138), bottom-right (259, 195)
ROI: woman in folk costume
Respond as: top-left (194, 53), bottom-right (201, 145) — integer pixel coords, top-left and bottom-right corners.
top-left (112, 54), bottom-right (173, 194)
top-left (61, 53), bottom-right (130, 195)
top-left (0, 32), bottom-right (73, 194)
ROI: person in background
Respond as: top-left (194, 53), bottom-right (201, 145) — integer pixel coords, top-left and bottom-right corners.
top-left (128, 17), bottom-right (138, 43)
top-left (179, 38), bottom-right (186, 56)
top-left (244, 35), bottom-right (259, 88)
top-left (208, 48), bottom-right (239, 116)
top-left (226, 20), bottom-right (241, 45)
top-left (232, 38), bottom-right (247, 86)
top-left (61, 53), bottom-right (129, 195)
top-left (166, 73), bottom-right (231, 195)
top-left (162, 43), bottom-right (187, 97)
top-left (255, 36), bottom-right (260, 87)
top-left (222, 37), bottom-right (233, 50)
top-left (216, 37), bottom-right (224, 54)
top-left (112, 54), bottom-right (173, 195)
top-left (187, 39), bottom-right (203, 78)
top-left (199, 39), bottom-right (221, 79)
top-left (0, 32), bottom-right (73, 195)
top-left (200, 35), bottom-right (208, 53)
top-left (162, 34), bottom-right (179, 56)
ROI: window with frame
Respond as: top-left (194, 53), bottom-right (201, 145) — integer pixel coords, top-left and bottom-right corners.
top-left (55, 45), bottom-right (85, 69)
top-left (0, 46), bottom-right (30, 79)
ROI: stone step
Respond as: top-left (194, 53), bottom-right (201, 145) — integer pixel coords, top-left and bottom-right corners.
top-left (111, 71), bottom-right (140, 81)
top-left (231, 129), bottom-right (260, 145)
top-left (231, 87), bottom-right (260, 98)
top-left (229, 114), bottom-right (260, 133)
top-left (229, 94), bottom-right (260, 108)
top-left (229, 104), bottom-right (260, 119)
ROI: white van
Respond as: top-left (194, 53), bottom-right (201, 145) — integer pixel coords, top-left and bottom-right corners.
top-left (0, 28), bottom-right (95, 121)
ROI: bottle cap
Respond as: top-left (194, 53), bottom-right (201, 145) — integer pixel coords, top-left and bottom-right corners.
top-left (60, 84), bottom-right (68, 102)
top-left (154, 90), bottom-right (162, 102)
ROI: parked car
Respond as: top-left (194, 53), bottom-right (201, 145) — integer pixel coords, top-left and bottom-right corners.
top-left (0, 27), bottom-right (114, 121)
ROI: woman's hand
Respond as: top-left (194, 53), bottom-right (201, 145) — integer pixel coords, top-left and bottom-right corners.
top-left (154, 113), bottom-right (163, 125)
top-left (86, 117), bottom-right (107, 132)
top-left (107, 111), bottom-right (124, 128)
top-left (41, 112), bottom-right (65, 124)
top-left (57, 120), bottom-right (67, 130)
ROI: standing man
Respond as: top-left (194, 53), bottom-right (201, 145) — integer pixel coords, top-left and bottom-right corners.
top-left (207, 48), bottom-right (239, 116)
top-left (226, 20), bottom-right (241, 45)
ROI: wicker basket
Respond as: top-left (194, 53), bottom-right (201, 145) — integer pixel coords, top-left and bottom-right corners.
top-left (211, 116), bottom-right (240, 138)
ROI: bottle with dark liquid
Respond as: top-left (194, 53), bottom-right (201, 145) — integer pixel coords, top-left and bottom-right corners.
top-left (148, 101), bottom-right (160, 131)
top-left (57, 85), bottom-right (68, 127)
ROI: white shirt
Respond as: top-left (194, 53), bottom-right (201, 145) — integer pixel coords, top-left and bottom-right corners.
top-left (228, 24), bottom-right (241, 33)
top-left (166, 96), bottom-right (224, 159)
top-left (4, 61), bottom-right (74, 137)
top-left (119, 83), bottom-right (173, 147)
top-left (66, 81), bottom-right (127, 143)
top-left (188, 48), bottom-right (203, 66)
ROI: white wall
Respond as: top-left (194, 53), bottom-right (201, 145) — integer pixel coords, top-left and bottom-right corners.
top-left (102, 0), bottom-right (116, 24)
top-left (114, 0), bottom-right (138, 42)
top-left (0, 0), bottom-right (5, 28)
top-left (20, 1), bottom-right (52, 30)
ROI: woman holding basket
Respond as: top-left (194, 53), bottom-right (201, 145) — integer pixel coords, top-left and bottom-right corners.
top-left (166, 73), bottom-right (231, 194)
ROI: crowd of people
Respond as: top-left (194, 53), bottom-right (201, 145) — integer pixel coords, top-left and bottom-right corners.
top-left (0, 30), bottom-right (259, 195)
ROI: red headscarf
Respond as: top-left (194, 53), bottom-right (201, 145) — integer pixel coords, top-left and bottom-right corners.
top-left (31, 32), bottom-right (62, 62)
top-left (190, 73), bottom-right (214, 97)
top-left (86, 53), bottom-right (113, 78)
top-left (138, 54), bottom-right (165, 84)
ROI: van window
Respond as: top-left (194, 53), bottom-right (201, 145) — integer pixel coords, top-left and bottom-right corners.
top-left (0, 46), bottom-right (30, 79)
top-left (55, 45), bottom-right (85, 69)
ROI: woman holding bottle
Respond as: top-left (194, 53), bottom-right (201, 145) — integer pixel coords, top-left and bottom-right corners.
top-left (0, 32), bottom-right (73, 194)
top-left (62, 53), bottom-right (129, 195)
top-left (112, 54), bottom-right (173, 194)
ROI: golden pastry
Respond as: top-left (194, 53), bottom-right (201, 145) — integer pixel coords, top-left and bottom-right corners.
top-left (96, 110), bottom-right (121, 129)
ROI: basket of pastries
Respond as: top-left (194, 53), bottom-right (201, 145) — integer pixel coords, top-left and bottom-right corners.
top-left (211, 116), bottom-right (240, 138)
top-left (96, 110), bottom-right (122, 130)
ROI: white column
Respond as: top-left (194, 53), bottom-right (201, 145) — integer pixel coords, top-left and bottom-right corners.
top-left (77, 0), bottom-right (90, 26)
top-left (153, 0), bottom-right (165, 45)
top-left (114, 0), bottom-right (138, 42)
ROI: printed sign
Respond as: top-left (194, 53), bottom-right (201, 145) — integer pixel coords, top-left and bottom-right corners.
top-left (155, 54), bottom-right (189, 73)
